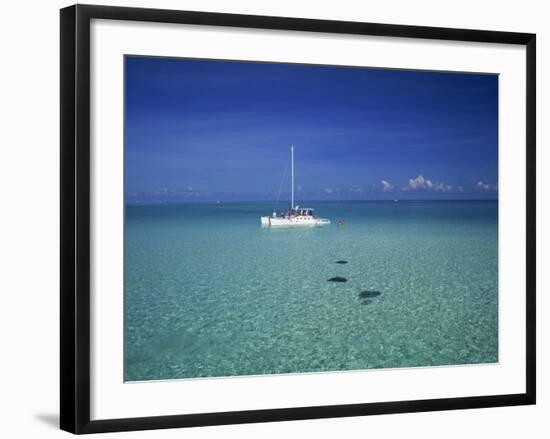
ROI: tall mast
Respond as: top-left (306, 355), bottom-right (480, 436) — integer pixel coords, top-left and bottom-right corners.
top-left (291, 146), bottom-right (295, 209)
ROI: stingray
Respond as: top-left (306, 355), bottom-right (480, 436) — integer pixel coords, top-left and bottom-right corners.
top-left (358, 290), bottom-right (382, 299)
top-left (328, 276), bottom-right (348, 283)
top-left (335, 260), bottom-right (348, 264)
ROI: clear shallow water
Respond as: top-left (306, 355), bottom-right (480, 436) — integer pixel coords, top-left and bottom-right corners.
top-left (124, 201), bottom-right (498, 381)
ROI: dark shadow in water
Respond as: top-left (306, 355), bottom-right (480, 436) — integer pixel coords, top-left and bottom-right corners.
top-left (335, 260), bottom-right (348, 264)
top-left (360, 299), bottom-right (373, 305)
top-left (34, 413), bottom-right (58, 429)
top-left (328, 276), bottom-right (347, 282)
top-left (359, 290), bottom-right (382, 299)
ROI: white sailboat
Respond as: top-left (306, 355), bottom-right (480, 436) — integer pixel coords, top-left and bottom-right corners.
top-left (261, 146), bottom-right (331, 227)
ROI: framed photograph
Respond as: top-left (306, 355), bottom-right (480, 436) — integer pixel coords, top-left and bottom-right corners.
top-left (60, 4), bottom-right (536, 434)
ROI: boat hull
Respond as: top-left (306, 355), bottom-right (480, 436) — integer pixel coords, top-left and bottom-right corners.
top-left (261, 216), bottom-right (330, 227)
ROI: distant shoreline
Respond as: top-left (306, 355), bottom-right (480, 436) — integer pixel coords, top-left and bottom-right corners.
top-left (125, 199), bottom-right (499, 207)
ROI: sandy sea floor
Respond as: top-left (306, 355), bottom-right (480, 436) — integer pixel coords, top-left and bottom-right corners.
top-left (124, 200), bottom-right (498, 381)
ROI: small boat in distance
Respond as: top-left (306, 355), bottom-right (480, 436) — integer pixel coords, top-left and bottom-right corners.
top-left (261, 146), bottom-right (331, 227)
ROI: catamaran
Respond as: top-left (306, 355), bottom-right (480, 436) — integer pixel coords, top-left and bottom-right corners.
top-left (261, 146), bottom-right (331, 227)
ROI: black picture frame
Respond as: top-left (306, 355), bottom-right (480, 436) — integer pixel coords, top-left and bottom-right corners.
top-left (60, 4), bottom-right (536, 434)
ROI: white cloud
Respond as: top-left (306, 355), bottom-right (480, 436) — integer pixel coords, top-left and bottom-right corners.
top-left (324, 187), bottom-right (333, 194)
top-left (406, 175), bottom-right (433, 190)
top-left (178, 186), bottom-right (209, 197)
top-left (381, 180), bottom-right (394, 192)
top-left (477, 181), bottom-right (491, 191)
top-left (349, 186), bottom-right (362, 193)
top-left (433, 182), bottom-right (453, 192)
top-left (457, 186), bottom-right (464, 192)
top-left (404, 174), bottom-right (454, 192)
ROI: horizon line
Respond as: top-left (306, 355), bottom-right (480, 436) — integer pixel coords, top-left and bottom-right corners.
top-left (126, 198), bottom-right (498, 206)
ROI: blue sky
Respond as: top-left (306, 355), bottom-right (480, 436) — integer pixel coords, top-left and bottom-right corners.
top-left (125, 56), bottom-right (498, 203)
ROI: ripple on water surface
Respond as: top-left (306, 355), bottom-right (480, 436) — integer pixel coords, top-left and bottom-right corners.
top-left (124, 201), bottom-right (498, 381)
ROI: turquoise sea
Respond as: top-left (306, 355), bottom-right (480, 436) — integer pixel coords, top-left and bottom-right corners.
top-left (124, 200), bottom-right (498, 381)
